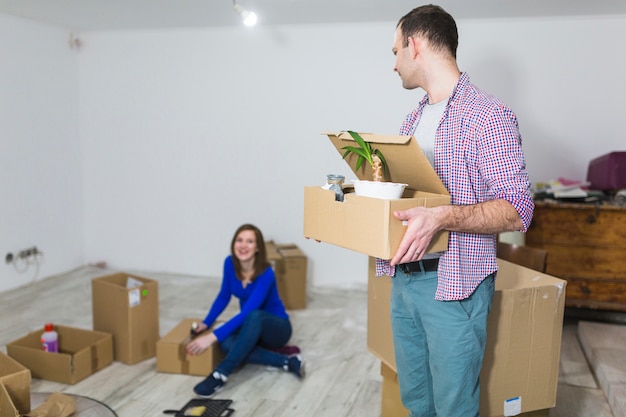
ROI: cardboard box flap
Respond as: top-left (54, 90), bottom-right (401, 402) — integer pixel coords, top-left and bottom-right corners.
top-left (324, 131), bottom-right (449, 196)
top-left (0, 383), bottom-right (19, 417)
top-left (0, 352), bottom-right (30, 416)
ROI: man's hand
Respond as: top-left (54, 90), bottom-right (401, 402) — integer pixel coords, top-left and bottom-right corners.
top-left (390, 206), bottom-right (442, 266)
top-left (390, 200), bottom-right (524, 266)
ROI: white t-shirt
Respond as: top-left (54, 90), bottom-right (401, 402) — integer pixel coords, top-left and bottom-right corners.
top-left (412, 97), bottom-right (448, 259)
top-left (413, 97), bottom-right (447, 167)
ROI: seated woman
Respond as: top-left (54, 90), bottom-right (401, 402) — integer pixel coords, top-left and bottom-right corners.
top-left (185, 223), bottom-right (304, 397)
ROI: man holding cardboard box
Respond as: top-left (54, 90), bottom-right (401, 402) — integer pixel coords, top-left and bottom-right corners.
top-left (381, 5), bottom-right (534, 417)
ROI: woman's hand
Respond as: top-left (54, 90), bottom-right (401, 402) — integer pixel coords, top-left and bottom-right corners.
top-left (192, 322), bottom-right (208, 335)
top-left (186, 332), bottom-right (217, 356)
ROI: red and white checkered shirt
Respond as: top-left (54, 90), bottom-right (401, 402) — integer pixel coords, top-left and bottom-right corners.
top-left (376, 72), bottom-right (534, 301)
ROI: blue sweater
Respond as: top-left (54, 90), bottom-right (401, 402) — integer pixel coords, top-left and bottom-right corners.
top-left (202, 256), bottom-right (289, 341)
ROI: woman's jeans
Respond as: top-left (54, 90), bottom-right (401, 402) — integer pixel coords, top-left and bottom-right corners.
top-left (390, 268), bottom-right (495, 417)
top-left (216, 309), bottom-right (292, 376)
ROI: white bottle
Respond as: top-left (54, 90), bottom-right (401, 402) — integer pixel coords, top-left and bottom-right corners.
top-left (41, 323), bottom-right (59, 353)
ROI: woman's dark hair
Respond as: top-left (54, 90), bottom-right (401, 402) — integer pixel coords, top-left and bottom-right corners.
top-left (230, 223), bottom-right (270, 281)
top-left (397, 4), bottom-right (458, 59)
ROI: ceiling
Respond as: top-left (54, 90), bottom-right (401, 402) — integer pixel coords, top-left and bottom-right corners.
top-left (0, 0), bottom-right (625, 31)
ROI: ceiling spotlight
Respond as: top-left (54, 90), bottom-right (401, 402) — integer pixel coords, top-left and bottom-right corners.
top-left (232, 0), bottom-right (258, 27)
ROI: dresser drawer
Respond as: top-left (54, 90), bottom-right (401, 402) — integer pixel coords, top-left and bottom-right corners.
top-left (564, 277), bottom-right (626, 312)
top-left (537, 244), bottom-right (625, 280)
top-left (526, 201), bottom-right (626, 311)
top-left (526, 203), bottom-right (626, 247)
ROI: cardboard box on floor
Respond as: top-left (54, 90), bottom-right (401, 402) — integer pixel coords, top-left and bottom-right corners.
top-left (380, 361), bottom-right (407, 417)
top-left (368, 258), bottom-right (566, 417)
top-left (303, 132), bottom-right (450, 260)
top-left (380, 362), bottom-right (551, 417)
top-left (0, 351), bottom-right (30, 416)
top-left (92, 272), bottom-right (160, 364)
top-left (6, 325), bottom-right (113, 385)
top-left (156, 318), bottom-right (224, 376)
top-left (265, 241), bottom-right (308, 310)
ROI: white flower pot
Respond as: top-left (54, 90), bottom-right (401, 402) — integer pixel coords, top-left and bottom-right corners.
top-left (352, 180), bottom-right (408, 200)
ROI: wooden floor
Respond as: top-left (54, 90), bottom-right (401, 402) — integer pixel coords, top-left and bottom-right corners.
top-left (0, 266), bottom-right (622, 417)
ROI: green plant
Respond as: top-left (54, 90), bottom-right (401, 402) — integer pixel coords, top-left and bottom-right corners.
top-left (341, 131), bottom-right (388, 182)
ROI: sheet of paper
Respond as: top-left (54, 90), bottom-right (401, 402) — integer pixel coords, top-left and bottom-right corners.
top-left (553, 187), bottom-right (587, 198)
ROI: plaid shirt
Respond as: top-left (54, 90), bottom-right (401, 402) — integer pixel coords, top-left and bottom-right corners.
top-left (376, 72), bottom-right (534, 300)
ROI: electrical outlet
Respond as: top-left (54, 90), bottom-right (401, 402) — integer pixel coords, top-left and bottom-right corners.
top-left (16, 246), bottom-right (40, 260)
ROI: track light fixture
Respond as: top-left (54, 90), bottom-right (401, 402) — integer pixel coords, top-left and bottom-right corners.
top-left (232, 0), bottom-right (257, 27)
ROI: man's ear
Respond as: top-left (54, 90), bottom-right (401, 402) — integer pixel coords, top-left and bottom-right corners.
top-left (407, 36), bottom-right (420, 59)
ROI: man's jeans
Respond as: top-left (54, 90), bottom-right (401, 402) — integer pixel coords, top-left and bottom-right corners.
top-left (391, 269), bottom-right (495, 417)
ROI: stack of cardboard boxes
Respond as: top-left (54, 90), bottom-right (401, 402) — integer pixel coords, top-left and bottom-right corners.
top-left (368, 258), bottom-right (566, 417)
top-left (266, 241), bottom-right (308, 310)
top-left (304, 132), bottom-right (567, 417)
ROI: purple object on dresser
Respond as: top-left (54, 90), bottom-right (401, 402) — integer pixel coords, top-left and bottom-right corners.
top-left (586, 151), bottom-right (626, 190)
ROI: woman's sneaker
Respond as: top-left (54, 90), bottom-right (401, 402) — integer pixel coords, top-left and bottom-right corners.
top-left (284, 355), bottom-right (305, 378)
top-left (193, 371), bottom-right (227, 397)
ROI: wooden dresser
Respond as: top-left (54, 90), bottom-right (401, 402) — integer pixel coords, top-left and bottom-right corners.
top-left (525, 200), bottom-right (626, 312)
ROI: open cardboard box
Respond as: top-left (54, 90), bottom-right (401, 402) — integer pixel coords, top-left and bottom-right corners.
top-left (368, 258), bottom-right (566, 417)
top-left (156, 318), bottom-right (225, 376)
top-left (0, 351), bottom-right (30, 416)
top-left (303, 131), bottom-right (450, 260)
top-left (379, 362), bottom-right (551, 417)
top-left (6, 325), bottom-right (113, 385)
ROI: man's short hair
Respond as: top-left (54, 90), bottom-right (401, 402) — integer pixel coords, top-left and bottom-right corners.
top-left (397, 4), bottom-right (459, 59)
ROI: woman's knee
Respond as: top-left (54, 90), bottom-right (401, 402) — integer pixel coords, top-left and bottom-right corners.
top-left (219, 334), bottom-right (237, 354)
top-left (242, 309), bottom-right (264, 327)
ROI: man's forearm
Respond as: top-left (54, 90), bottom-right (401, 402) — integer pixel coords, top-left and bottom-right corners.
top-left (435, 199), bottom-right (523, 235)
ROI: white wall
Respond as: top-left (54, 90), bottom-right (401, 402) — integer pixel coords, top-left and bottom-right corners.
top-left (0, 16), bottom-right (84, 293)
top-left (78, 22), bottom-right (408, 289)
top-left (458, 15), bottom-right (626, 183)
top-left (1, 13), bottom-right (625, 293)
